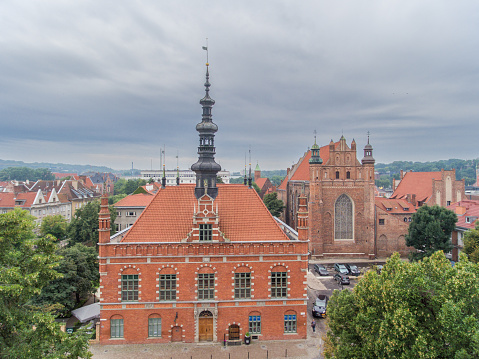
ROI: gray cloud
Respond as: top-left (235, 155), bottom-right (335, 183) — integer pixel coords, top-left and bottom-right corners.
top-left (1, 0), bottom-right (478, 172)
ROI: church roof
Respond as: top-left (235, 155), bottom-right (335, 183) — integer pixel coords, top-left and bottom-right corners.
top-left (375, 197), bottom-right (417, 214)
top-left (120, 184), bottom-right (291, 243)
top-left (391, 171), bottom-right (443, 203)
top-left (255, 177), bottom-right (268, 190)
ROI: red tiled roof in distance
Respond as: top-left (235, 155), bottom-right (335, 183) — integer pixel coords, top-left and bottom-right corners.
top-left (255, 178), bottom-right (268, 189)
top-left (52, 173), bottom-right (78, 179)
top-left (114, 193), bottom-right (153, 208)
top-left (121, 184), bottom-right (291, 243)
top-left (0, 192), bottom-right (36, 208)
top-left (448, 200), bottom-right (479, 230)
top-left (391, 172), bottom-right (442, 203)
top-left (375, 197), bottom-right (417, 214)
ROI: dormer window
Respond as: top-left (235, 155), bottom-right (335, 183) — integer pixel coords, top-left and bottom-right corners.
top-left (386, 207), bottom-right (392, 211)
top-left (199, 224), bottom-right (212, 241)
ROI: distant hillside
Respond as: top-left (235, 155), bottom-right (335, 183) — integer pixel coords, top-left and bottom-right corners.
top-left (0, 159), bottom-right (115, 174)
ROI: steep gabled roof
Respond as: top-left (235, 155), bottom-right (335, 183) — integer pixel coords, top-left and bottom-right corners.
top-left (255, 178), bottom-right (268, 190)
top-left (0, 192), bottom-right (36, 208)
top-left (121, 184), bottom-right (291, 243)
top-left (448, 200), bottom-right (479, 230)
top-left (391, 172), bottom-right (442, 203)
top-left (375, 197), bottom-right (417, 214)
top-left (114, 193), bottom-right (153, 208)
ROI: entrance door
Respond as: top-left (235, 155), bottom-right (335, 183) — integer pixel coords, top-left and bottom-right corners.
top-left (171, 326), bottom-right (182, 342)
top-left (198, 311), bottom-right (213, 342)
top-left (228, 324), bottom-right (240, 340)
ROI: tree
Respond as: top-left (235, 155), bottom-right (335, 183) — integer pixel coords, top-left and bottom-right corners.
top-left (0, 209), bottom-right (91, 358)
top-left (464, 221), bottom-right (479, 263)
top-left (405, 205), bottom-right (457, 261)
top-left (0, 166), bottom-right (55, 181)
top-left (67, 200), bottom-right (117, 246)
top-left (252, 182), bottom-right (261, 194)
top-left (40, 214), bottom-right (68, 240)
top-left (263, 192), bottom-right (284, 217)
top-left (324, 251), bottom-right (479, 359)
top-left (33, 244), bottom-right (99, 316)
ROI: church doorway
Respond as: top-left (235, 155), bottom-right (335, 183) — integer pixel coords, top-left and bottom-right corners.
top-left (228, 324), bottom-right (240, 340)
top-left (171, 326), bottom-right (182, 342)
top-left (198, 311), bottom-right (213, 342)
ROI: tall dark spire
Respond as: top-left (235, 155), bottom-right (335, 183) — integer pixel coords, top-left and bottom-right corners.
top-left (361, 131), bottom-right (375, 165)
top-left (191, 63), bottom-right (221, 199)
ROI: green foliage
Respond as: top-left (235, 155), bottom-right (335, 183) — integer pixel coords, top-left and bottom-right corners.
top-left (252, 182), bottom-right (261, 194)
top-left (325, 251), bottom-right (479, 359)
top-left (33, 244), bottom-right (99, 316)
top-left (108, 193), bottom-right (127, 205)
top-left (40, 215), bottom-right (68, 241)
top-left (375, 175), bottom-right (392, 189)
top-left (114, 178), bottom-right (147, 195)
top-left (269, 175), bottom-right (284, 187)
top-left (0, 209), bottom-right (92, 358)
top-left (0, 166), bottom-right (54, 181)
top-left (67, 200), bottom-right (117, 246)
top-left (230, 177), bottom-right (246, 184)
top-left (464, 222), bottom-right (479, 263)
top-left (216, 176), bottom-right (224, 184)
top-left (406, 205), bottom-right (457, 261)
top-left (263, 192), bottom-right (284, 217)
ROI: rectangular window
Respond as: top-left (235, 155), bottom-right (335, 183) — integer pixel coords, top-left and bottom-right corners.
top-left (249, 315), bottom-right (261, 334)
top-left (111, 318), bottom-right (124, 338)
top-left (117, 211), bottom-right (121, 216)
top-left (198, 273), bottom-right (215, 300)
top-left (121, 274), bottom-right (138, 301)
top-left (199, 224), bottom-right (212, 241)
top-left (271, 272), bottom-right (287, 298)
top-left (126, 211), bottom-right (136, 217)
top-left (234, 273), bottom-right (251, 299)
top-left (379, 219), bottom-right (385, 225)
top-left (284, 314), bottom-right (297, 333)
top-left (159, 274), bottom-right (177, 301)
top-left (148, 317), bottom-right (161, 337)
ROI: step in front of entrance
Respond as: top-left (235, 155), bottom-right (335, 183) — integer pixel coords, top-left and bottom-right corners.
top-left (227, 340), bottom-right (242, 346)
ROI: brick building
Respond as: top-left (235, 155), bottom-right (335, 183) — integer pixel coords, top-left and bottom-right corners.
top-left (98, 64), bottom-right (308, 344)
top-left (254, 163), bottom-right (275, 199)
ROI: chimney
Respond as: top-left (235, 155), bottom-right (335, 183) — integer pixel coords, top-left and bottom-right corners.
top-left (98, 195), bottom-right (111, 244)
top-left (412, 194), bottom-right (416, 206)
top-left (400, 170), bottom-right (404, 179)
top-left (297, 195), bottom-right (309, 241)
top-left (406, 194), bottom-right (411, 203)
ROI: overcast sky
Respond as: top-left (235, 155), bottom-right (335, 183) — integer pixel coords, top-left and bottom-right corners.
top-left (1, 1), bottom-right (478, 172)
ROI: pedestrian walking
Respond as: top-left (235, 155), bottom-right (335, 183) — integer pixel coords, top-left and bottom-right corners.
top-left (311, 320), bottom-right (316, 333)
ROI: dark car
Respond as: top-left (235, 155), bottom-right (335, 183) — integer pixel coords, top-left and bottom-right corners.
top-left (333, 273), bottom-right (350, 285)
top-left (334, 263), bottom-right (349, 275)
top-left (345, 264), bottom-right (360, 276)
top-left (313, 264), bottom-right (329, 276)
top-left (312, 295), bottom-right (328, 318)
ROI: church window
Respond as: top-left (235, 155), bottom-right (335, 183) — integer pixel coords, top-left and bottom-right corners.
top-left (199, 224), bottom-right (212, 241)
top-left (335, 194), bottom-right (353, 240)
top-left (346, 171), bottom-right (351, 179)
top-left (335, 171), bottom-right (340, 179)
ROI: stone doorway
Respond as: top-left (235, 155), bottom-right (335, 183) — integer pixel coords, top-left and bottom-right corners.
top-left (198, 311), bottom-right (213, 342)
top-left (171, 326), bottom-right (182, 342)
top-left (228, 324), bottom-right (240, 340)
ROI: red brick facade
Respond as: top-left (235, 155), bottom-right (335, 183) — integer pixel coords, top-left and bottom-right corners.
top-left (98, 185), bottom-right (308, 344)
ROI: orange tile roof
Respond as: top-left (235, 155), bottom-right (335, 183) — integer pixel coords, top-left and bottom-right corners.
top-left (121, 184), bottom-right (291, 243)
top-left (391, 172), bottom-right (442, 203)
top-left (0, 192), bottom-right (36, 208)
top-left (114, 193), bottom-right (153, 207)
top-left (448, 200), bottom-right (479, 230)
top-left (255, 178), bottom-right (268, 189)
top-left (375, 197), bottom-right (417, 214)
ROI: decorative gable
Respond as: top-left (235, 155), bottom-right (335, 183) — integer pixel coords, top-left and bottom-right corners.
top-left (186, 194), bottom-right (227, 243)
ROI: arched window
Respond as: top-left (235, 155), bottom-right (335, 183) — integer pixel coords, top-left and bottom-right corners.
top-left (148, 314), bottom-right (161, 338)
top-left (335, 194), bottom-right (353, 240)
top-left (234, 267), bottom-right (251, 299)
top-left (110, 315), bottom-right (124, 338)
top-left (346, 171), bottom-right (350, 179)
top-left (335, 171), bottom-right (340, 179)
top-left (284, 310), bottom-right (297, 333)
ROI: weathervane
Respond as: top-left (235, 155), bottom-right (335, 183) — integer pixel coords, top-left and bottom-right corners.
top-left (202, 38), bottom-right (209, 65)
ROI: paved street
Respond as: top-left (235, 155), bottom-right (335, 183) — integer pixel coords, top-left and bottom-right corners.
top-left (90, 262), bottom-right (374, 359)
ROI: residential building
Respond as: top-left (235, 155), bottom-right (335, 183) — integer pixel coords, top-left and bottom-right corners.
top-left (140, 169), bottom-right (231, 186)
top-left (113, 193), bottom-right (153, 232)
top-left (447, 200), bottom-right (479, 261)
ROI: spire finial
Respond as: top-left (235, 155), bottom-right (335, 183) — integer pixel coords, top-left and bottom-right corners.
top-left (367, 130), bottom-right (370, 144)
top-left (248, 146), bottom-right (252, 188)
top-left (313, 129), bottom-right (317, 145)
top-left (202, 38), bottom-right (209, 66)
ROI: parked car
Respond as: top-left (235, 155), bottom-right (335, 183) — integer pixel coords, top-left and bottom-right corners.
top-left (313, 264), bottom-right (329, 276)
top-left (334, 263), bottom-right (349, 275)
top-left (333, 273), bottom-right (350, 285)
top-left (312, 294), bottom-right (328, 318)
top-left (345, 264), bottom-right (360, 276)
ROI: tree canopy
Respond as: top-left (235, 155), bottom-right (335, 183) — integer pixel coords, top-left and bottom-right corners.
top-left (263, 192), bottom-right (284, 217)
top-left (405, 205), bottom-right (457, 261)
top-left (67, 200), bottom-right (117, 246)
top-left (464, 221), bottom-right (479, 263)
top-left (40, 214), bottom-right (68, 241)
top-left (0, 209), bottom-right (91, 358)
top-left (325, 251), bottom-right (479, 359)
top-left (114, 178), bottom-right (147, 195)
top-left (33, 244), bottom-right (99, 316)
top-left (0, 166), bottom-right (54, 181)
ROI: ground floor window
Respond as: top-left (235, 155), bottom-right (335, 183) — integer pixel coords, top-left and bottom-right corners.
top-left (148, 317), bottom-right (161, 337)
top-left (284, 314), bottom-right (296, 333)
top-left (249, 315), bottom-right (261, 334)
top-left (111, 318), bottom-right (124, 338)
